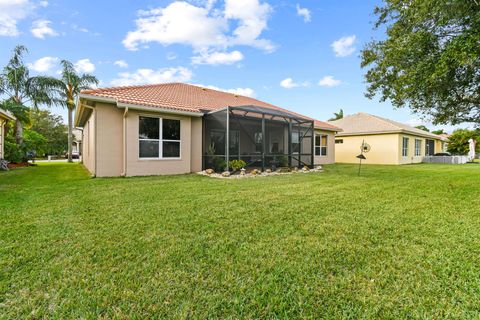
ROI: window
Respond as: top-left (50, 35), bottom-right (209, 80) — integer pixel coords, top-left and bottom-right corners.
top-left (414, 139), bottom-right (422, 156)
top-left (335, 139), bottom-right (343, 144)
top-left (139, 116), bottom-right (180, 158)
top-left (315, 134), bottom-right (328, 156)
top-left (402, 137), bottom-right (409, 157)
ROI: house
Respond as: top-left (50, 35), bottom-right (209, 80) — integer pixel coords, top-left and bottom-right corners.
top-left (329, 112), bottom-right (447, 165)
top-left (0, 108), bottom-right (15, 160)
top-left (75, 83), bottom-right (340, 177)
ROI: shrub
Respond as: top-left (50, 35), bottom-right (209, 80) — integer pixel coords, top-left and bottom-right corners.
top-left (229, 159), bottom-right (246, 171)
top-left (4, 138), bottom-right (24, 163)
top-left (213, 157), bottom-right (226, 172)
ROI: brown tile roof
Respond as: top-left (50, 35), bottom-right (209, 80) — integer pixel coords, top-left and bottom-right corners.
top-left (80, 83), bottom-right (340, 131)
top-left (329, 112), bottom-right (446, 140)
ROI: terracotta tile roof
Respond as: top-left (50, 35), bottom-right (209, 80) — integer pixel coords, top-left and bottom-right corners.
top-left (329, 112), bottom-right (446, 140)
top-left (80, 83), bottom-right (340, 131)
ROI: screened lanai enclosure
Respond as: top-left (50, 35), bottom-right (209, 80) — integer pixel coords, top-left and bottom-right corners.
top-left (203, 105), bottom-right (314, 171)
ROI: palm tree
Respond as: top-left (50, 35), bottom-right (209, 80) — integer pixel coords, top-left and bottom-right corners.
top-left (50, 60), bottom-right (98, 162)
top-left (328, 108), bottom-right (344, 121)
top-left (0, 45), bottom-right (58, 145)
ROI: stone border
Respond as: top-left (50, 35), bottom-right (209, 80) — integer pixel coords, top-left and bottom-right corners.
top-left (197, 166), bottom-right (324, 179)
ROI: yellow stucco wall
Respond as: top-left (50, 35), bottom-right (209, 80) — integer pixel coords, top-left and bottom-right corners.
top-left (314, 130), bottom-right (335, 165)
top-left (335, 134), bottom-right (400, 164)
top-left (335, 133), bottom-right (445, 165)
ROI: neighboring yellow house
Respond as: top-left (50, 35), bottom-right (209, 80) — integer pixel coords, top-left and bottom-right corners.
top-left (0, 108), bottom-right (15, 159)
top-left (329, 113), bottom-right (447, 165)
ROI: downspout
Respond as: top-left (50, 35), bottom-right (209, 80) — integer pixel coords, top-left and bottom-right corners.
top-left (122, 107), bottom-right (129, 177)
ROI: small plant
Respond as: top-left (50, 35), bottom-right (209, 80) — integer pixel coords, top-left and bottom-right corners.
top-left (229, 159), bottom-right (246, 172)
top-left (213, 157), bottom-right (227, 172)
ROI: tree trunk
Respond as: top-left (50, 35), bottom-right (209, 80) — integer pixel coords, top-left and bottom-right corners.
top-left (67, 107), bottom-right (73, 163)
top-left (15, 119), bottom-right (23, 145)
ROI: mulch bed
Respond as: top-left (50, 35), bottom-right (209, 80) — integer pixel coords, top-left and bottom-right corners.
top-left (7, 162), bottom-right (31, 169)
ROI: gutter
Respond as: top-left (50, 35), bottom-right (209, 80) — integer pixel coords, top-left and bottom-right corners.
top-left (117, 102), bottom-right (203, 117)
top-left (122, 107), bottom-right (128, 177)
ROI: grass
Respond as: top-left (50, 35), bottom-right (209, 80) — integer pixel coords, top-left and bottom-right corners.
top-left (1, 163), bottom-right (480, 319)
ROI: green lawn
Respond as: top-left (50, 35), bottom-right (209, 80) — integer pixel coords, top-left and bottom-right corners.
top-left (1, 163), bottom-right (480, 319)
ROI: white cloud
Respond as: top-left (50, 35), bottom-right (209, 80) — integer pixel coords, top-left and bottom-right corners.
top-left (39, 0), bottom-right (48, 7)
top-left (30, 19), bottom-right (58, 39)
top-left (318, 76), bottom-right (341, 87)
top-left (280, 77), bottom-right (309, 89)
top-left (331, 35), bottom-right (356, 57)
top-left (74, 58), bottom-right (95, 73)
top-left (296, 4), bottom-right (311, 23)
top-left (114, 60), bottom-right (128, 68)
top-left (123, 0), bottom-right (274, 54)
top-left (406, 118), bottom-right (424, 127)
top-left (0, 0), bottom-right (35, 36)
top-left (224, 0), bottom-right (274, 51)
top-left (27, 56), bottom-right (58, 72)
top-left (196, 84), bottom-right (255, 97)
top-left (111, 67), bottom-right (193, 86)
top-left (192, 50), bottom-right (243, 65)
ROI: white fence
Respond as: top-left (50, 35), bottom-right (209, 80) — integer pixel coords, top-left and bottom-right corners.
top-left (422, 155), bottom-right (469, 164)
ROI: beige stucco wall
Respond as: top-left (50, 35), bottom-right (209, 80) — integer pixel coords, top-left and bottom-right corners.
top-left (81, 109), bottom-right (96, 175)
top-left (94, 103), bottom-right (124, 177)
top-left (314, 130), bottom-right (335, 165)
top-left (124, 110), bottom-right (195, 177)
top-left (190, 117), bottom-right (203, 172)
top-left (81, 102), bottom-right (203, 177)
top-left (335, 134), bottom-right (400, 164)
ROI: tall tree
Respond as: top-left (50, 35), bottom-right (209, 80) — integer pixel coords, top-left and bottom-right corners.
top-left (0, 45), bottom-right (59, 144)
top-left (328, 109), bottom-right (344, 121)
top-left (361, 1), bottom-right (480, 126)
top-left (432, 129), bottom-right (446, 135)
top-left (49, 60), bottom-right (98, 162)
top-left (415, 125), bottom-right (430, 132)
top-left (446, 129), bottom-right (480, 155)
top-left (29, 108), bottom-right (68, 156)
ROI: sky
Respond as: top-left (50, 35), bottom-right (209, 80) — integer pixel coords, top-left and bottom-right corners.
top-left (0, 0), bottom-right (467, 132)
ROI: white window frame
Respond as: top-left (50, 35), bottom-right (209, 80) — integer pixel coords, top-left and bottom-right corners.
top-left (315, 134), bottom-right (328, 156)
top-left (402, 137), bottom-right (409, 157)
top-left (414, 139), bottom-right (422, 156)
top-left (139, 115), bottom-right (181, 160)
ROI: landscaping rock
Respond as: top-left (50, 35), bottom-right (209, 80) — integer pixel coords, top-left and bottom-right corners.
top-left (240, 168), bottom-right (246, 175)
top-left (302, 166), bottom-right (310, 172)
top-left (205, 168), bottom-right (214, 175)
top-left (265, 169), bottom-right (272, 173)
top-left (0, 159), bottom-right (8, 171)
top-left (221, 171), bottom-right (231, 177)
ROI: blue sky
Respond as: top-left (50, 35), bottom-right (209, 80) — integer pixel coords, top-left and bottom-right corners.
top-left (0, 0), bottom-right (462, 131)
